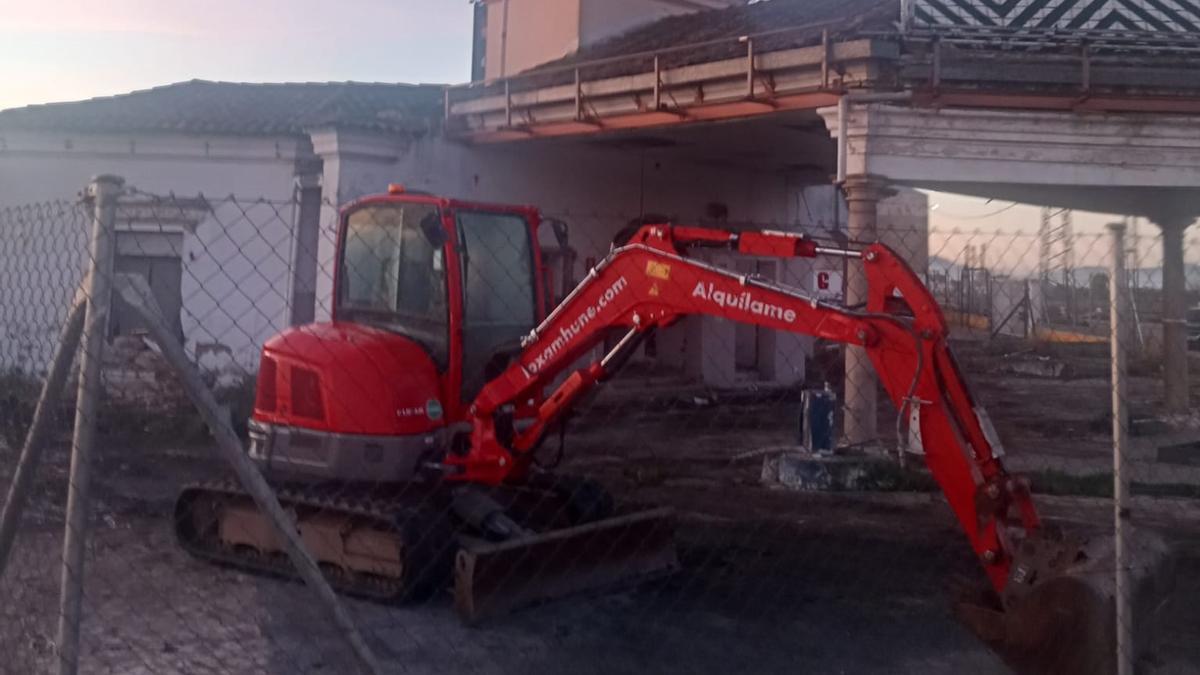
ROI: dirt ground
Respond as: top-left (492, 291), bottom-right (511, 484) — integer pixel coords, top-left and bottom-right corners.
top-left (1, 339), bottom-right (1198, 675)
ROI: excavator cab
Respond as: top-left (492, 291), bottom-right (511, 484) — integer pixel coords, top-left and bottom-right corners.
top-left (242, 189), bottom-right (549, 482)
top-left (336, 190), bottom-right (548, 405)
top-left (178, 187), bottom-right (676, 620)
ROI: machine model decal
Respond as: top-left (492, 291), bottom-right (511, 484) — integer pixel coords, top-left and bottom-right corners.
top-left (526, 275), bottom-right (629, 376)
top-left (691, 281), bottom-right (798, 323)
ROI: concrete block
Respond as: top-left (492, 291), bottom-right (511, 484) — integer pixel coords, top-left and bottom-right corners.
top-left (1157, 438), bottom-right (1200, 466)
top-left (761, 451), bottom-right (915, 492)
top-left (1006, 355), bottom-right (1066, 378)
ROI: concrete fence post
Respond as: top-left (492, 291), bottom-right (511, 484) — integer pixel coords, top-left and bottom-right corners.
top-left (1108, 221), bottom-right (1133, 675)
top-left (56, 175), bottom-right (123, 675)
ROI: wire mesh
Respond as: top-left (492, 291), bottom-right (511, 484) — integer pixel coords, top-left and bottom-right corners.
top-left (0, 182), bottom-right (1196, 675)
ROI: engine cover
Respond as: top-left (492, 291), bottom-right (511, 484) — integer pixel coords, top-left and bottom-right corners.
top-left (252, 322), bottom-right (445, 436)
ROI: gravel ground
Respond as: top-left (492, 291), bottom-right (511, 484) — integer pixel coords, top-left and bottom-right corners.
top-left (0, 495), bottom-right (1012, 675)
top-left (1, 341), bottom-right (1198, 674)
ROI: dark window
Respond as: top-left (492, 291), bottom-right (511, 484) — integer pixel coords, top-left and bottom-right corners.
top-left (456, 210), bottom-right (536, 399)
top-left (338, 204), bottom-right (449, 367)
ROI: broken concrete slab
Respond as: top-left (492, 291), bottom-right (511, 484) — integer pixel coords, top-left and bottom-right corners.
top-left (1005, 355), bottom-right (1067, 379)
top-left (761, 450), bottom-right (929, 492)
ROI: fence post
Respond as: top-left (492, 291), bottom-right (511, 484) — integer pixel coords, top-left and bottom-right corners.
top-left (56, 175), bottom-right (122, 675)
top-left (0, 300), bottom-right (86, 580)
top-left (1108, 221), bottom-right (1134, 675)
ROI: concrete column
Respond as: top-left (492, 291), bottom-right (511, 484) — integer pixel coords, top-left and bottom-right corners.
top-left (290, 169), bottom-right (322, 326)
top-left (307, 128), bottom-right (404, 322)
top-left (685, 314), bottom-right (737, 389)
top-left (1157, 217), bottom-right (1192, 414)
top-left (842, 175), bottom-right (891, 445)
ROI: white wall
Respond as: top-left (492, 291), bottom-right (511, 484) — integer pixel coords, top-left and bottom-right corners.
top-left (0, 123), bottom-right (852, 389)
top-left (0, 124), bottom-right (928, 388)
top-left (0, 131), bottom-right (307, 371)
top-left (0, 199), bottom-right (88, 372)
top-left (318, 130), bottom-right (817, 387)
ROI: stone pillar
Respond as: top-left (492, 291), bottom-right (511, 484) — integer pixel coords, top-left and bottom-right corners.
top-left (843, 175), bottom-right (891, 445)
top-left (685, 314), bottom-right (737, 389)
top-left (290, 167), bottom-right (323, 326)
top-left (1157, 217), bottom-right (1192, 414)
top-left (307, 127), bottom-right (405, 322)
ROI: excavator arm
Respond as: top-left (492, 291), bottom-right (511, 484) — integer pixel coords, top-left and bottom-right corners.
top-left (451, 223), bottom-right (1047, 603)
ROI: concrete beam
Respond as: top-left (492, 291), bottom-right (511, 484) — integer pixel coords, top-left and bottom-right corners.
top-left (817, 105), bottom-right (1200, 192)
top-left (895, 182), bottom-right (1200, 221)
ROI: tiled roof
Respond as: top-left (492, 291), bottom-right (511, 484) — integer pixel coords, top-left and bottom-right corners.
top-left (0, 80), bottom-right (445, 136)
top-left (532, 0), bottom-right (897, 78)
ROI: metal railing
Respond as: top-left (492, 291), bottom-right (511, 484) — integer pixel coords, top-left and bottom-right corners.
top-left (444, 18), bottom-right (852, 126)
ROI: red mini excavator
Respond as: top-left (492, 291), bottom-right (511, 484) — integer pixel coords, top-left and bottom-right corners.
top-left (175, 186), bottom-right (1113, 671)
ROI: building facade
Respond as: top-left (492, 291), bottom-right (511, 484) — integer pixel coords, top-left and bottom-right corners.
top-left (0, 0), bottom-right (933, 392)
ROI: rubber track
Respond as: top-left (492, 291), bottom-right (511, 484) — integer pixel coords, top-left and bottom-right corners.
top-left (174, 479), bottom-right (449, 602)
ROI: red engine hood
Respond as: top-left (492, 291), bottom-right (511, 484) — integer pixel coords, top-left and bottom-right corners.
top-left (253, 322), bottom-right (444, 436)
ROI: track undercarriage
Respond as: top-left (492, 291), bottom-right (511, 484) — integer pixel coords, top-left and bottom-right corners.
top-left (174, 476), bottom-right (678, 622)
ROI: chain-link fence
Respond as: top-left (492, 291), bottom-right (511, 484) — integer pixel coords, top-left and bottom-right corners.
top-left (0, 178), bottom-right (1196, 675)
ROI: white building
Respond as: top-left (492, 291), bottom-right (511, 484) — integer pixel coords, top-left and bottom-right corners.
top-left (0, 0), bottom-right (927, 389)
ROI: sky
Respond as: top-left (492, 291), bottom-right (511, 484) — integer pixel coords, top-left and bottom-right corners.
top-left (0, 0), bottom-right (475, 111)
top-left (924, 193), bottom-right (1156, 278)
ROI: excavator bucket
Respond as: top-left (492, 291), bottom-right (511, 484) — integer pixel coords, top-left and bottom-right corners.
top-left (957, 531), bottom-right (1175, 675)
top-left (454, 507), bottom-right (678, 623)
top-left (958, 576), bottom-right (1115, 674)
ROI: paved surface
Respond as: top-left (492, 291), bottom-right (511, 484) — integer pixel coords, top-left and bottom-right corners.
top-left (1, 340), bottom-right (1198, 674)
top-left (0, 501), bottom-right (1010, 675)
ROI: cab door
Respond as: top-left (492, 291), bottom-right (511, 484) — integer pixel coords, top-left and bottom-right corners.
top-left (450, 209), bottom-right (541, 403)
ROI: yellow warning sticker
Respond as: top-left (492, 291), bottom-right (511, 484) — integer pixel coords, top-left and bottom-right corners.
top-left (645, 260), bottom-right (671, 280)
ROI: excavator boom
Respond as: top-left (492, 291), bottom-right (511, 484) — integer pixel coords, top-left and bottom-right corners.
top-left (453, 223), bottom-right (1110, 669)
top-left (456, 225), bottom-right (1031, 595)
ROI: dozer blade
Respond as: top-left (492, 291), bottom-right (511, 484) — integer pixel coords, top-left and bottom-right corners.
top-left (454, 507), bottom-right (678, 623)
top-left (957, 531), bottom-right (1175, 675)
